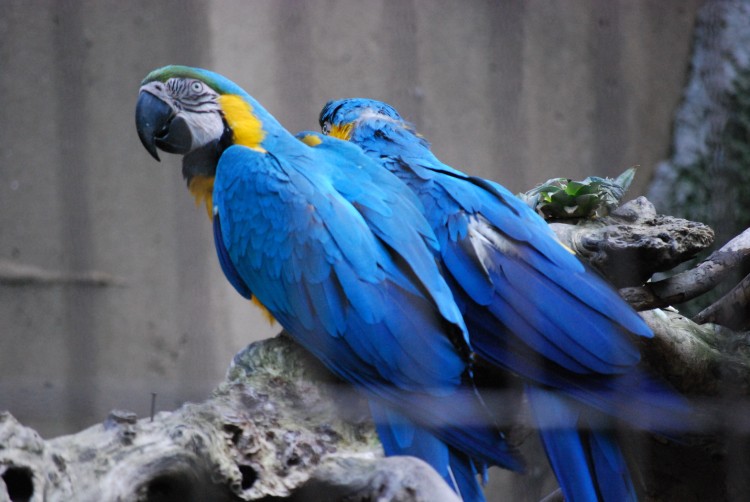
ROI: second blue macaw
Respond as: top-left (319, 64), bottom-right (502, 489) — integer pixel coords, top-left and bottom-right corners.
top-left (135, 66), bottom-right (522, 501)
top-left (319, 98), bottom-right (693, 502)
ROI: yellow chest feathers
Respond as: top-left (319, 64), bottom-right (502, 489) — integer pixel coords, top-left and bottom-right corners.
top-left (188, 175), bottom-right (215, 219)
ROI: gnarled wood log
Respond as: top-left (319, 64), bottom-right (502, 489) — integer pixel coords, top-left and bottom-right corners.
top-left (549, 197), bottom-right (715, 288)
top-left (0, 336), bottom-right (458, 502)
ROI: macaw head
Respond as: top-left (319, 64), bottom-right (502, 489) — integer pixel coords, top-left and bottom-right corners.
top-left (319, 98), bottom-right (404, 140)
top-left (135, 65), bottom-right (277, 215)
top-left (137, 66), bottom-right (236, 162)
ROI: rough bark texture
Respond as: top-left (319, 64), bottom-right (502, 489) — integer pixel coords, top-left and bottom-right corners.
top-left (639, 309), bottom-right (750, 397)
top-left (620, 227), bottom-right (750, 313)
top-left (0, 335), bottom-right (459, 502)
top-left (549, 197), bottom-right (715, 288)
top-left (693, 271), bottom-right (750, 331)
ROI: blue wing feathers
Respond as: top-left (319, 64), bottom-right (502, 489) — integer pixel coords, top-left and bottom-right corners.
top-left (441, 238), bottom-right (495, 306)
top-left (213, 138), bottom-right (528, 485)
top-left (213, 214), bottom-right (253, 300)
top-left (357, 121), bottom-right (651, 372)
top-left (493, 253), bottom-right (640, 371)
top-left (448, 452), bottom-right (487, 502)
top-left (369, 401), bottom-right (419, 452)
top-left (216, 144), bottom-right (503, 426)
top-left (376, 142), bottom-right (650, 373)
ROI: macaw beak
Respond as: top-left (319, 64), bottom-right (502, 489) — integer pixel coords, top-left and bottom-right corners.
top-left (135, 89), bottom-right (193, 161)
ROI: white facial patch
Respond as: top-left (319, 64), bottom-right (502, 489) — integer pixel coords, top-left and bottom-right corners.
top-left (179, 110), bottom-right (225, 150)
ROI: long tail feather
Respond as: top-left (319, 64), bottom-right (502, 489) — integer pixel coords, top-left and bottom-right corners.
top-left (526, 385), bottom-right (637, 502)
top-left (369, 401), bottom-right (487, 501)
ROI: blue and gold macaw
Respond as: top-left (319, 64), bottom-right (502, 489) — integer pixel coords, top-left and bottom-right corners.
top-left (319, 98), bottom-right (692, 502)
top-left (134, 66), bottom-right (521, 501)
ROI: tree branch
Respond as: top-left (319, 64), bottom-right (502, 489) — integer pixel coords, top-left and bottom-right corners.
top-left (620, 227), bottom-right (750, 311)
top-left (693, 271), bottom-right (750, 331)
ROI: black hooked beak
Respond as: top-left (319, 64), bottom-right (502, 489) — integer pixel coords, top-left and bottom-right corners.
top-left (135, 90), bottom-right (193, 161)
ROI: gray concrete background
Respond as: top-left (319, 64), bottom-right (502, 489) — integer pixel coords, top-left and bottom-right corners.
top-left (1, 0), bottom-right (700, 443)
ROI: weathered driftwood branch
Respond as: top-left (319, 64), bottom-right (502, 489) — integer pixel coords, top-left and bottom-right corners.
top-left (0, 336), bottom-right (459, 502)
top-left (620, 227), bottom-right (750, 312)
top-left (550, 196), bottom-right (750, 331)
top-left (549, 197), bottom-right (715, 288)
top-left (693, 271), bottom-right (750, 331)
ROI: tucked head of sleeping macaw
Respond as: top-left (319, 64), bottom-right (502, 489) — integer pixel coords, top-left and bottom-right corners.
top-left (319, 98), bottom-right (405, 140)
top-left (135, 65), bottom-right (287, 216)
top-left (318, 98), bottom-right (433, 159)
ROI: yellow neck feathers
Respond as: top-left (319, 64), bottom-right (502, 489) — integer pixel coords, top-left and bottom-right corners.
top-left (328, 123), bottom-right (353, 141)
top-left (218, 94), bottom-right (267, 152)
top-left (203, 95), bottom-right (277, 324)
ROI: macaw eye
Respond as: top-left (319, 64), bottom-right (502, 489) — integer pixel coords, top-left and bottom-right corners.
top-left (191, 81), bottom-right (204, 93)
top-left (322, 121), bottom-right (331, 135)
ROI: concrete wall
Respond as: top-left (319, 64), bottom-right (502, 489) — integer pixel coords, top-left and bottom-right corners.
top-left (1, 0), bottom-right (700, 440)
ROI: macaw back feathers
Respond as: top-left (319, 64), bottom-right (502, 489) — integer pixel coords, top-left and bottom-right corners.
top-left (210, 118), bottom-right (484, 425)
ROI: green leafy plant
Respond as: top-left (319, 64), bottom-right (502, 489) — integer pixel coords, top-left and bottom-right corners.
top-left (519, 167), bottom-right (636, 219)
